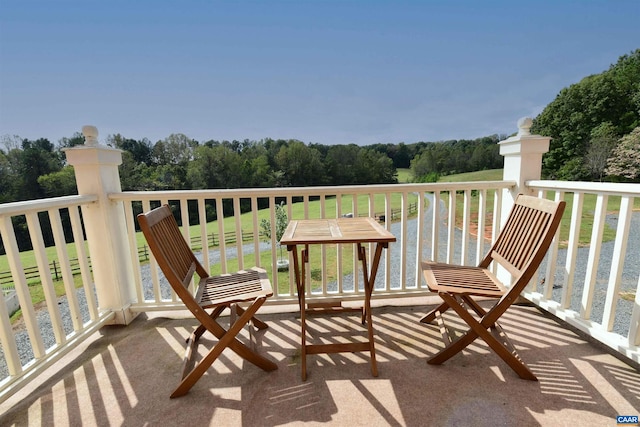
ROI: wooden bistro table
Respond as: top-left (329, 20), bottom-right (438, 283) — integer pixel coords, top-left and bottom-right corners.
top-left (280, 217), bottom-right (396, 380)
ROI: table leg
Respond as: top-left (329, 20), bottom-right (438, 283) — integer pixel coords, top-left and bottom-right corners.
top-left (300, 246), bottom-right (308, 380)
top-left (288, 244), bottom-right (307, 380)
top-left (358, 243), bottom-right (379, 377)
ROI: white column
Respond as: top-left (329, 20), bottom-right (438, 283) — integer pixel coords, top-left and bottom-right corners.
top-left (64, 126), bottom-right (138, 325)
top-left (499, 117), bottom-right (550, 214)
top-left (497, 117), bottom-right (550, 284)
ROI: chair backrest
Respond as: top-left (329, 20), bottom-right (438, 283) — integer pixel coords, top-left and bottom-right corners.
top-left (137, 204), bottom-right (209, 304)
top-left (480, 194), bottom-right (566, 291)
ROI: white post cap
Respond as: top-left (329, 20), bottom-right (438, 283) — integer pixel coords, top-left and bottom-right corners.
top-left (82, 125), bottom-right (99, 146)
top-left (516, 117), bottom-right (533, 136)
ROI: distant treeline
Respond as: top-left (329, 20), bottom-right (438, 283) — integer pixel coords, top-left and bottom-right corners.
top-left (0, 132), bottom-right (505, 253)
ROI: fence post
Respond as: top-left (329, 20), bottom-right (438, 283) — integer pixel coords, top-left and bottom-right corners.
top-left (498, 117), bottom-right (550, 284)
top-left (64, 125), bottom-right (138, 325)
top-left (51, 260), bottom-right (59, 281)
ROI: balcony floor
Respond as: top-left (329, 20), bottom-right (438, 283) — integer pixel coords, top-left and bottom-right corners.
top-left (1, 298), bottom-right (639, 426)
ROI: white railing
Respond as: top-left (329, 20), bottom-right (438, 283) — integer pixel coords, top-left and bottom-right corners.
top-left (0, 195), bottom-right (115, 402)
top-left (1, 178), bottom-right (637, 403)
top-left (112, 181), bottom-right (513, 310)
top-left (525, 180), bottom-right (640, 363)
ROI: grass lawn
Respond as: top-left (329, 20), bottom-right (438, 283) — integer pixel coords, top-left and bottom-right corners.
top-left (396, 168), bottom-right (412, 183)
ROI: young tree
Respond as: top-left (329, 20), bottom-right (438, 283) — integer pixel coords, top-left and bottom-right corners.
top-left (605, 126), bottom-right (640, 181)
top-left (585, 122), bottom-right (618, 181)
top-left (259, 202), bottom-right (289, 264)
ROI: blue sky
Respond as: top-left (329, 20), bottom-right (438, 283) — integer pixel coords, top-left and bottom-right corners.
top-left (1, 1), bottom-right (639, 146)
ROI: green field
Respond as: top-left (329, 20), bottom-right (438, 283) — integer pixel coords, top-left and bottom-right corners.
top-left (396, 168), bottom-right (412, 183)
top-left (438, 169), bottom-right (504, 182)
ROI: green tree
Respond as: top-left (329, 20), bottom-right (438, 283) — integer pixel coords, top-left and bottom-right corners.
top-left (532, 49), bottom-right (640, 178)
top-left (15, 138), bottom-right (63, 200)
top-left (152, 133), bottom-right (197, 165)
top-left (275, 140), bottom-right (325, 187)
top-left (151, 134), bottom-right (197, 189)
top-left (108, 134), bottom-right (153, 165)
top-left (0, 149), bottom-right (13, 203)
top-left (325, 145), bottom-right (358, 185)
top-left (57, 132), bottom-right (85, 149)
top-left (187, 145), bottom-right (245, 189)
top-left (118, 151), bottom-right (156, 190)
top-left (37, 166), bottom-right (77, 197)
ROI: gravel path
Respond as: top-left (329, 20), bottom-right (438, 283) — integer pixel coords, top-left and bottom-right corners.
top-left (2, 210), bottom-right (638, 379)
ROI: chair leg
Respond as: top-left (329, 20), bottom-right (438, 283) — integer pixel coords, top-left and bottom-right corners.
top-left (428, 292), bottom-right (537, 381)
top-left (191, 306), bottom-right (227, 342)
top-left (236, 304), bottom-right (269, 330)
top-left (171, 297), bottom-right (277, 398)
top-left (420, 301), bottom-right (450, 324)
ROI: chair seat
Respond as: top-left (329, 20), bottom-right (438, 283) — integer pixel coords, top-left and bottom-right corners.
top-left (197, 268), bottom-right (273, 307)
top-left (421, 261), bottom-right (506, 298)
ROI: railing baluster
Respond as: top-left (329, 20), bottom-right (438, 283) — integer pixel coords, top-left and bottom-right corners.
top-left (581, 193), bottom-right (608, 320)
top-left (446, 191), bottom-right (456, 264)
top-left (476, 189), bottom-right (487, 266)
top-left (542, 191), bottom-right (563, 299)
top-left (461, 189), bottom-right (471, 266)
top-left (320, 194), bottom-right (328, 295)
top-left (198, 199), bottom-right (210, 273)
top-left (602, 195), bottom-right (632, 331)
top-left (69, 205), bottom-right (98, 321)
top-left (25, 211), bottom-right (66, 345)
top-left (631, 274), bottom-right (640, 346)
top-left (415, 191), bottom-right (425, 289)
top-left (0, 216), bottom-right (38, 372)
top-left (232, 197), bottom-right (244, 271)
top-left (250, 196), bottom-right (260, 269)
top-left (400, 191), bottom-right (408, 290)
top-left (49, 208), bottom-right (83, 332)
top-left (431, 190), bottom-right (440, 263)
top-left (215, 197), bottom-right (227, 274)
top-left (562, 192), bottom-right (583, 309)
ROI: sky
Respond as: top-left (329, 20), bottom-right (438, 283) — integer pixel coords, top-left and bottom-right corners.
top-left (1, 1), bottom-right (639, 147)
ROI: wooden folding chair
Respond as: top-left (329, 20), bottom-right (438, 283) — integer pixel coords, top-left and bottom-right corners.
top-left (420, 194), bottom-right (565, 380)
top-left (137, 204), bottom-right (277, 398)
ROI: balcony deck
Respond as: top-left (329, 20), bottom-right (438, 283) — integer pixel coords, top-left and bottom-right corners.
top-left (1, 297), bottom-right (639, 426)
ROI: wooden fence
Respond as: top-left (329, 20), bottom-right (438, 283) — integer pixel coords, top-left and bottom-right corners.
top-left (357, 201), bottom-right (417, 222)
top-left (1, 230), bottom-right (254, 288)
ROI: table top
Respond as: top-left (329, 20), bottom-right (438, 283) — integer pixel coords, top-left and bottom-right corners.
top-left (280, 217), bottom-right (396, 246)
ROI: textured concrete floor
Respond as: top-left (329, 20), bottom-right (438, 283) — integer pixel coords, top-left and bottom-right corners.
top-left (1, 300), bottom-right (639, 426)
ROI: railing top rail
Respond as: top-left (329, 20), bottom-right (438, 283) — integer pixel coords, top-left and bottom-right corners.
top-left (0, 195), bottom-right (98, 217)
top-left (528, 180), bottom-right (640, 196)
top-left (110, 181), bottom-right (516, 201)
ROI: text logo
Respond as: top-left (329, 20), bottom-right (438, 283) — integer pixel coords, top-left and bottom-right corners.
top-left (617, 415), bottom-right (639, 425)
